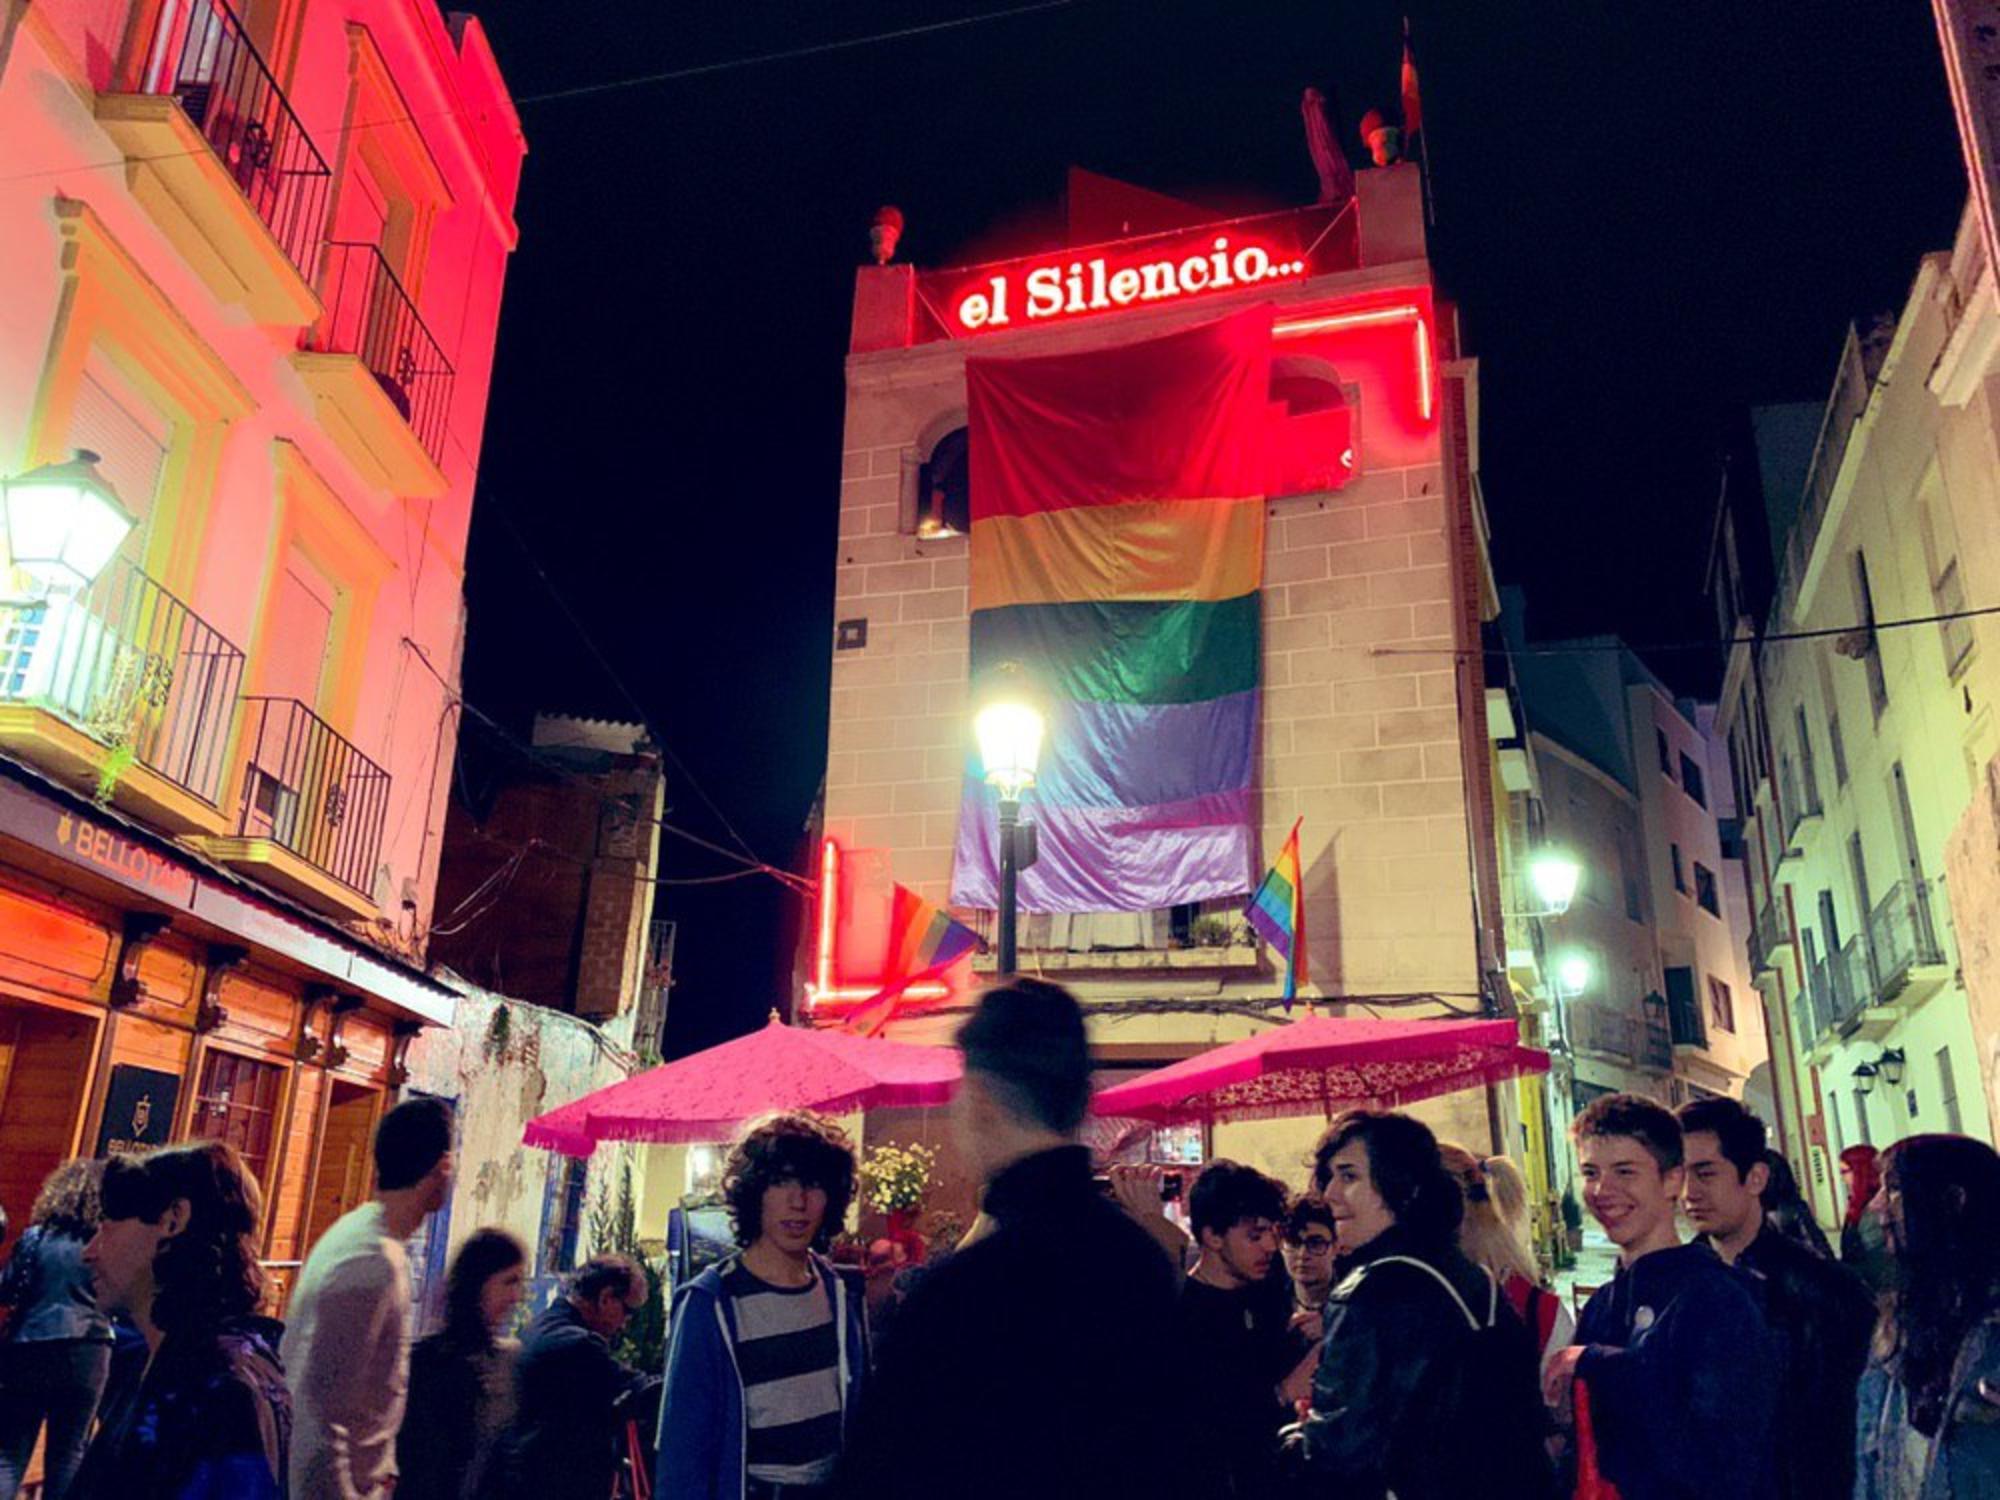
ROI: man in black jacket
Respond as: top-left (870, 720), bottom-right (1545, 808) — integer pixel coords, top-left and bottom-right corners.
top-left (1678, 1096), bottom-right (1876, 1500)
top-left (502, 1256), bottom-right (647, 1500)
top-left (835, 980), bottom-right (1199, 1500)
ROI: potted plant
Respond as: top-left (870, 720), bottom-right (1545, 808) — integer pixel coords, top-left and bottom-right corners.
top-left (1560, 1186), bottom-right (1585, 1252)
top-left (858, 1142), bottom-right (937, 1263)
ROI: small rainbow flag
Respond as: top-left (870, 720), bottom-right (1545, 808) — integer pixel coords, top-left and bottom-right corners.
top-left (1246, 818), bottom-right (1308, 1008)
top-left (845, 885), bottom-right (981, 1036)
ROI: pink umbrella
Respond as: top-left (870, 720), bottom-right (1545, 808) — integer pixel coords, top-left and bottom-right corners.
top-left (1092, 1015), bottom-right (1548, 1127)
top-left (522, 1013), bottom-right (962, 1156)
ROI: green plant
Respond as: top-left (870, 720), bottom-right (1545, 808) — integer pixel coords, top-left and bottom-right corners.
top-left (858, 1143), bottom-right (936, 1215)
top-left (1186, 914), bottom-right (1236, 948)
top-left (483, 1004), bottom-right (512, 1062)
top-left (1560, 1187), bottom-right (1583, 1233)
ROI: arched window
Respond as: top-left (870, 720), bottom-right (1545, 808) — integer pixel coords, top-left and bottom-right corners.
top-left (916, 427), bottom-right (970, 538)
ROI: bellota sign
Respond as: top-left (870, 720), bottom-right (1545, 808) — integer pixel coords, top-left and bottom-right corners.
top-left (954, 235), bottom-right (1308, 332)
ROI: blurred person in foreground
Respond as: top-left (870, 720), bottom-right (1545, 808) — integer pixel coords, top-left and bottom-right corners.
top-left (835, 978), bottom-right (1196, 1500)
top-left (1295, 1110), bottom-right (1554, 1499)
top-left (398, 1227), bottom-right (527, 1500)
top-left (0, 1161), bottom-right (112, 1500)
top-left (72, 1142), bottom-right (289, 1500)
top-left (1676, 1095), bottom-right (1874, 1500)
top-left (1854, 1134), bottom-right (2000, 1499)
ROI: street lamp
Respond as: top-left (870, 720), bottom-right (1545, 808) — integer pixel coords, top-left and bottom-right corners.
top-left (1527, 850), bottom-right (1582, 917)
top-left (1877, 1047), bottom-right (1906, 1087)
top-left (973, 664), bottom-right (1044, 977)
top-left (2, 450), bottom-right (137, 595)
top-left (1853, 1061), bottom-right (1879, 1097)
top-left (1553, 950), bottom-right (1592, 1000)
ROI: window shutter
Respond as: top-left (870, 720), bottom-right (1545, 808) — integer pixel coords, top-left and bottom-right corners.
top-left (66, 368), bottom-right (169, 544)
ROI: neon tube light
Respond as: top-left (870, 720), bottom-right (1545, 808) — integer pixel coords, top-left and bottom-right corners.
top-left (813, 837), bottom-right (838, 1001)
top-left (1274, 303), bottom-right (1435, 422)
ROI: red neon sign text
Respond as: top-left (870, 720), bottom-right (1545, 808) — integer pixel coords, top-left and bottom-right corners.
top-left (955, 235), bottom-right (1307, 333)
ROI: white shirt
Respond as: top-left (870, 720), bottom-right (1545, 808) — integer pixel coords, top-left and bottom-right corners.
top-left (280, 1202), bottom-right (412, 1500)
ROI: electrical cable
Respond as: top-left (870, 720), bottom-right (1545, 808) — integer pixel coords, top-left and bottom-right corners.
top-left (0, 0), bottom-right (1081, 185)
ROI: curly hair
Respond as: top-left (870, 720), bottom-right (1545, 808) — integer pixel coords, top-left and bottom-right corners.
top-left (1188, 1160), bottom-right (1287, 1242)
top-left (1313, 1109), bottom-right (1463, 1248)
top-left (722, 1112), bottom-right (856, 1251)
top-left (100, 1141), bottom-right (265, 1337)
top-left (443, 1227), bottom-right (526, 1348)
top-left (31, 1158), bottom-right (103, 1238)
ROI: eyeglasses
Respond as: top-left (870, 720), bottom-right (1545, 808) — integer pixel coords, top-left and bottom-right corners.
top-left (1288, 1236), bottom-right (1337, 1256)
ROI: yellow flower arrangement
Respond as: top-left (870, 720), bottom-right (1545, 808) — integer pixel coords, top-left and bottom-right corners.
top-left (858, 1142), bottom-right (937, 1215)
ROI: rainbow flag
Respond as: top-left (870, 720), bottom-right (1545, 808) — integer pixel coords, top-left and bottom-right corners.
top-left (1246, 818), bottom-right (1308, 1006)
top-left (951, 307), bottom-right (1272, 912)
top-left (844, 884), bottom-right (980, 1036)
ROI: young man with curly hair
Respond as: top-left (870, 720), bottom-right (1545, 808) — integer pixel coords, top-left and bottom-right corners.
top-left (657, 1111), bottom-right (866, 1500)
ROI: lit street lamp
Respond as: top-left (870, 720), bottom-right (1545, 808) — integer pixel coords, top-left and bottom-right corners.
top-left (1527, 850), bottom-right (1582, 917)
top-left (1553, 950), bottom-right (1592, 1000)
top-left (974, 664), bottom-right (1044, 977)
top-left (2, 450), bottom-right (137, 595)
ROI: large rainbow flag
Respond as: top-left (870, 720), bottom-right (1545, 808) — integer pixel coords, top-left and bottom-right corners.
top-left (952, 307), bottom-right (1273, 912)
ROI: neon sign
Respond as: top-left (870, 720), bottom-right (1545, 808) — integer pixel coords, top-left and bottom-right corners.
top-left (918, 203), bottom-right (1357, 343)
top-left (807, 839), bottom-right (951, 1013)
top-left (954, 236), bottom-right (1308, 332)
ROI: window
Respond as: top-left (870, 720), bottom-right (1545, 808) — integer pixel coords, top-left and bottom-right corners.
top-left (536, 1154), bottom-right (589, 1277)
top-left (1848, 833), bottom-right (1875, 946)
top-left (1694, 862), bottom-right (1721, 917)
top-left (1829, 708), bottom-right (1849, 786)
top-left (1671, 843), bottom-right (1688, 895)
top-left (1679, 751), bottom-right (1707, 808)
top-left (1852, 1088), bottom-right (1873, 1147)
top-left (1919, 499), bottom-right (1975, 678)
top-left (1657, 729), bottom-right (1675, 777)
top-left (1853, 551), bottom-right (1889, 718)
top-left (67, 363), bottom-right (168, 563)
top-left (1938, 1046), bottom-right (1963, 1133)
top-left (1795, 706), bottom-right (1820, 808)
top-left (1707, 975), bottom-right (1736, 1032)
top-left (189, 1050), bottom-right (285, 1189)
top-left (915, 427), bottom-right (970, 538)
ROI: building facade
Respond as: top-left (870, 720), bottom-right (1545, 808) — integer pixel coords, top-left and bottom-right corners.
top-left (0, 0), bottom-right (523, 1302)
top-left (1712, 210), bottom-right (2000, 1227)
top-left (811, 165), bottom-right (1535, 1192)
top-left (1509, 615), bottom-right (1768, 1119)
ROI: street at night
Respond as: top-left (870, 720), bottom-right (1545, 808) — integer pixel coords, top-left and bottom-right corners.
top-left (0, 2), bottom-right (1997, 1497)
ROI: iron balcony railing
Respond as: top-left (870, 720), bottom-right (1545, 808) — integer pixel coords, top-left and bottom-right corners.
top-left (1776, 322), bottom-right (1882, 615)
top-left (234, 697), bottom-right (389, 898)
top-left (1639, 995), bottom-right (1674, 1071)
top-left (1570, 1003), bottom-right (1636, 1063)
top-left (0, 561), bottom-right (245, 806)
top-left (1668, 988), bottom-right (1707, 1049)
top-left (136, 0), bottom-right (331, 281)
top-left (1866, 878), bottom-right (1947, 1002)
top-left (1749, 897), bottom-right (1786, 975)
top-left (1779, 757), bottom-right (1823, 849)
top-left (308, 243), bottom-right (456, 468)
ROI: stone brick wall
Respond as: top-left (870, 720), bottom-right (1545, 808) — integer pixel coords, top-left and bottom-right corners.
top-left (826, 384), bottom-right (1481, 1004)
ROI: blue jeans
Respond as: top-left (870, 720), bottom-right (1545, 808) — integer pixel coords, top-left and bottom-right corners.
top-left (0, 1339), bottom-right (112, 1500)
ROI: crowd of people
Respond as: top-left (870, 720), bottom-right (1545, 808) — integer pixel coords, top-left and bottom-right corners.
top-left (0, 976), bottom-right (1996, 1499)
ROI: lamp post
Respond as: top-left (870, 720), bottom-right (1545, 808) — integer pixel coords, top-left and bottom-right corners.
top-left (1527, 850), bottom-right (1582, 917)
top-left (973, 665), bottom-right (1044, 978)
top-left (2, 450), bottom-right (137, 596)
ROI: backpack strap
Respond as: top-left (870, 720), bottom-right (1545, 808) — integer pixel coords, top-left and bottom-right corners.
top-left (1362, 1254), bottom-right (1494, 1332)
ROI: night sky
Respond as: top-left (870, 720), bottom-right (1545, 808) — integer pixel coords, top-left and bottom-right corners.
top-left (454, 1), bottom-right (1967, 1054)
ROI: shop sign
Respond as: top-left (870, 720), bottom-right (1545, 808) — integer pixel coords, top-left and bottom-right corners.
top-left (0, 777), bottom-right (196, 906)
top-left (95, 1063), bottom-right (181, 1157)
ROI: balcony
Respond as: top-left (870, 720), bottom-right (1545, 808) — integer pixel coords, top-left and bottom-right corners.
top-left (1774, 321), bottom-right (1884, 616)
top-left (95, 0), bottom-right (329, 325)
top-left (1866, 878), bottom-right (1951, 1010)
top-left (1778, 758), bottom-right (1823, 854)
top-left (1749, 897), bottom-right (1790, 977)
top-left (0, 562), bottom-right (244, 833)
top-left (196, 698), bottom-right (389, 918)
top-left (293, 244), bottom-right (454, 497)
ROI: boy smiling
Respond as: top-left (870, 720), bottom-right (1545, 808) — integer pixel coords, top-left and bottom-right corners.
top-left (1543, 1093), bottom-right (1779, 1500)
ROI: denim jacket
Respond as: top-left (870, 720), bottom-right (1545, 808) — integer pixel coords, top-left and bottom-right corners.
top-left (1856, 1311), bottom-right (2000, 1500)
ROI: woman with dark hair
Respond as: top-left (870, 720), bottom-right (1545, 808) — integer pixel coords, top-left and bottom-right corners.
top-left (398, 1228), bottom-right (526, 1499)
top-left (1757, 1148), bottom-right (1836, 1260)
top-left (1296, 1110), bottom-right (1553, 1499)
top-left (1854, 1134), bottom-right (2000, 1499)
top-left (0, 1160), bottom-right (112, 1500)
top-left (658, 1111), bottom-right (866, 1500)
top-left (71, 1142), bottom-right (289, 1500)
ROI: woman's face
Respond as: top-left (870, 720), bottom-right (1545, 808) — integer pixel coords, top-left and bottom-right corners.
top-left (1320, 1140), bottom-right (1396, 1253)
top-left (1872, 1166), bottom-right (1905, 1255)
top-left (480, 1261), bottom-right (527, 1331)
